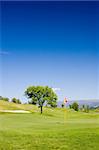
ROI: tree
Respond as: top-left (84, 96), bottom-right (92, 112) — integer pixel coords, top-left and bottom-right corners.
top-left (82, 105), bottom-right (89, 113)
top-left (3, 97), bottom-right (9, 101)
top-left (85, 105), bottom-right (89, 113)
top-left (25, 86), bottom-right (58, 113)
top-left (69, 104), bottom-right (72, 109)
top-left (61, 103), bottom-right (64, 108)
top-left (71, 102), bottom-right (79, 111)
top-left (0, 96), bottom-right (9, 101)
top-left (81, 104), bottom-right (86, 112)
top-left (11, 98), bottom-right (21, 104)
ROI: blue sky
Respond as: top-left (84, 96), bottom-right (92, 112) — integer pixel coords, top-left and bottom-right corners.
top-left (0, 1), bottom-right (98, 102)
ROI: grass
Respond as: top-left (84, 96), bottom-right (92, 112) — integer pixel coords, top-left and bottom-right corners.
top-left (0, 100), bottom-right (38, 112)
top-left (0, 100), bottom-right (99, 150)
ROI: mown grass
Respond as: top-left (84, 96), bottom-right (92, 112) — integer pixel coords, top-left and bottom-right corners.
top-left (0, 100), bottom-right (38, 112)
top-left (0, 101), bottom-right (99, 150)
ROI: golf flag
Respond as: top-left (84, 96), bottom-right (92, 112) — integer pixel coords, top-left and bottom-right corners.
top-left (64, 97), bottom-right (68, 104)
top-left (64, 97), bottom-right (68, 123)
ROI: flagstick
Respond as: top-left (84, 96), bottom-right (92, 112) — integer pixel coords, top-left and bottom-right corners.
top-left (63, 97), bottom-right (68, 124)
top-left (64, 104), bottom-right (67, 123)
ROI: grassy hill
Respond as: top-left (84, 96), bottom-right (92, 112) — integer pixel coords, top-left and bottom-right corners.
top-left (0, 100), bottom-right (38, 112)
top-left (0, 100), bottom-right (99, 150)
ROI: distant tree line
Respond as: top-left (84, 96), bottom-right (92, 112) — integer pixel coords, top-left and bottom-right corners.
top-left (0, 96), bottom-right (9, 101)
top-left (1, 85), bottom-right (97, 114)
top-left (0, 96), bottom-right (21, 104)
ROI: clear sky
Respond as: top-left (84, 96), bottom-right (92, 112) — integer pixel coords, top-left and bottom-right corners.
top-left (0, 1), bottom-right (99, 102)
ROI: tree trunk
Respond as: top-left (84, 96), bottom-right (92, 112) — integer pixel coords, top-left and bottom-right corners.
top-left (41, 106), bottom-right (43, 114)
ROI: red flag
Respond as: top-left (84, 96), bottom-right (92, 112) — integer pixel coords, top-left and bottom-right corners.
top-left (64, 97), bottom-right (68, 104)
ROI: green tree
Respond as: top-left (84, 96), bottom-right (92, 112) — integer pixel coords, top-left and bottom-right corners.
top-left (25, 86), bottom-right (58, 113)
top-left (81, 104), bottom-right (89, 113)
top-left (82, 104), bottom-right (85, 109)
top-left (71, 102), bottom-right (79, 111)
top-left (0, 96), bottom-right (9, 101)
top-left (11, 98), bottom-right (21, 104)
top-left (69, 104), bottom-right (72, 109)
top-left (84, 105), bottom-right (90, 113)
top-left (3, 97), bottom-right (9, 101)
top-left (61, 103), bottom-right (64, 108)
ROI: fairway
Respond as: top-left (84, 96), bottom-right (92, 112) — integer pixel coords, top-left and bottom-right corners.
top-left (1, 0), bottom-right (98, 149)
top-left (0, 108), bottom-right (99, 150)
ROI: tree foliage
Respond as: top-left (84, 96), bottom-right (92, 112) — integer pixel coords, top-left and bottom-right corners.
top-left (25, 86), bottom-right (58, 113)
top-left (0, 96), bottom-right (9, 101)
top-left (11, 98), bottom-right (21, 104)
top-left (61, 103), bottom-right (64, 108)
top-left (71, 102), bottom-right (79, 111)
top-left (69, 104), bottom-right (72, 109)
top-left (81, 104), bottom-right (89, 113)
